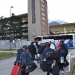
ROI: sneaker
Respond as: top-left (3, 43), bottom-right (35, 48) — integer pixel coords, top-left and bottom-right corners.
top-left (61, 70), bottom-right (64, 74)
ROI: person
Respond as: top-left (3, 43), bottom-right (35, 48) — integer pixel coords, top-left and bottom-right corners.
top-left (57, 44), bottom-right (65, 74)
top-left (48, 41), bottom-right (56, 49)
top-left (60, 39), bottom-right (68, 59)
top-left (15, 45), bottom-right (26, 64)
top-left (35, 40), bottom-right (46, 69)
top-left (43, 43), bottom-right (53, 75)
top-left (20, 45), bottom-right (34, 75)
top-left (28, 41), bottom-right (37, 60)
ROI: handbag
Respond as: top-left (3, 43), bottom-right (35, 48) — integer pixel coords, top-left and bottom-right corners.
top-left (25, 54), bottom-right (37, 73)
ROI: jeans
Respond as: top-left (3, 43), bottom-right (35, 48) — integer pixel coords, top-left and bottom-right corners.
top-left (40, 54), bottom-right (43, 69)
top-left (32, 54), bottom-right (35, 60)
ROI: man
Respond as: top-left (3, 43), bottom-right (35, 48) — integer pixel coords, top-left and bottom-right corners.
top-left (59, 39), bottom-right (68, 73)
top-left (43, 43), bottom-right (53, 75)
top-left (28, 41), bottom-right (37, 60)
top-left (20, 45), bottom-right (33, 75)
top-left (15, 46), bottom-right (26, 63)
top-left (48, 41), bottom-right (56, 49)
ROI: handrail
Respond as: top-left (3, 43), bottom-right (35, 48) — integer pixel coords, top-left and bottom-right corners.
top-left (67, 49), bottom-right (75, 72)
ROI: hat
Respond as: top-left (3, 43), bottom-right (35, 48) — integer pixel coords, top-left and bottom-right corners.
top-left (57, 44), bottom-right (61, 49)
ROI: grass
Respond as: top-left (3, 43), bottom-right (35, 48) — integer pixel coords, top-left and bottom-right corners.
top-left (0, 48), bottom-right (17, 51)
top-left (0, 52), bottom-right (16, 59)
top-left (72, 64), bottom-right (75, 75)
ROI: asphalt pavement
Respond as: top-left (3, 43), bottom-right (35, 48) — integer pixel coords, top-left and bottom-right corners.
top-left (0, 56), bottom-right (70, 75)
top-left (0, 48), bottom-right (74, 75)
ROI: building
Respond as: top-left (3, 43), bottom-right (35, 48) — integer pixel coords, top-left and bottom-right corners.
top-left (0, 13), bottom-right (28, 40)
top-left (49, 23), bottom-right (75, 35)
top-left (28, 0), bottom-right (48, 40)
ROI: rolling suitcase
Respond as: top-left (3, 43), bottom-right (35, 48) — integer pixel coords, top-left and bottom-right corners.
top-left (10, 63), bottom-right (20, 75)
top-left (42, 61), bottom-right (47, 72)
top-left (52, 62), bottom-right (59, 75)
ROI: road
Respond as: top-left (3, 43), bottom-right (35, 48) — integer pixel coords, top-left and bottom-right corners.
top-left (0, 56), bottom-right (15, 75)
top-left (0, 56), bottom-right (70, 75)
top-left (0, 48), bottom-right (74, 75)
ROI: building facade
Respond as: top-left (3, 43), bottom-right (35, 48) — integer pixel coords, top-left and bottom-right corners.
top-left (28, 0), bottom-right (48, 40)
top-left (49, 23), bottom-right (75, 35)
top-left (0, 13), bottom-right (28, 40)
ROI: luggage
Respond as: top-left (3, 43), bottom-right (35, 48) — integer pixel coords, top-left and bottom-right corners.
top-left (52, 62), bottom-right (59, 75)
top-left (45, 49), bottom-right (60, 60)
top-left (42, 61), bottom-right (47, 71)
top-left (63, 59), bottom-right (69, 67)
top-left (10, 63), bottom-right (20, 75)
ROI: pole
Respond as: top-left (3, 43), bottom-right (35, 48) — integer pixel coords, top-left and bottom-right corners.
top-left (10, 6), bottom-right (13, 52)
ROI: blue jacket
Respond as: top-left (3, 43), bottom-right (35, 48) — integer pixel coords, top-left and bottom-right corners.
top-left (16, 48), bottom-right (24, 62)
top-left (20, 50), bottom-right (34, 66)
top-left (43, 47), bottom-right (53, 64)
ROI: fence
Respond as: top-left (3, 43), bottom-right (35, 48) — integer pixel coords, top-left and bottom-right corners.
top-left (0, 40), bottom-right (31, 49)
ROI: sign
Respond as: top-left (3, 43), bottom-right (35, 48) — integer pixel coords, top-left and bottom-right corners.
top-left (32, 0), bottom-right (36, 23)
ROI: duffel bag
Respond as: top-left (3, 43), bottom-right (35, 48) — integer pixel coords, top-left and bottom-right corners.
top-left (45, 49), bottom-right (60, 60)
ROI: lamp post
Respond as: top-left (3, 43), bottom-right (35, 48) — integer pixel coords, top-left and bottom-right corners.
top-left (10, 6), bottom-right (13, 52)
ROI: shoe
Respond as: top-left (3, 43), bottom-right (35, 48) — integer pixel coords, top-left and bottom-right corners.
top-left (61, 70), bottom-right (64, 74)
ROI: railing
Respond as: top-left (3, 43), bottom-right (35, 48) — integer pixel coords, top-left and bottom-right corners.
top-left (67, 49), bottom-right (75, 72)
top-left (0, 40), bottom-right (31, 49)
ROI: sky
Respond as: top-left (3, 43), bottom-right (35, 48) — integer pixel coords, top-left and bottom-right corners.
top-left (0, 0), bottom-right (75, 23)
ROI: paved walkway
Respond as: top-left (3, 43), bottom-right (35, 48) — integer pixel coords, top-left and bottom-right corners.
top-left (30, 62), bottom-right (69, 75)
top-left (0, 49), bottom-right (75, 75)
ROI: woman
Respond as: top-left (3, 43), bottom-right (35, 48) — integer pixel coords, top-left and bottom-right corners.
top-left (20, 45), bottom-right (34, 75)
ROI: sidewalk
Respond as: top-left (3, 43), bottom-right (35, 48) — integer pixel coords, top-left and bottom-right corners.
top-left (30, 62), bottom-right (69, 75)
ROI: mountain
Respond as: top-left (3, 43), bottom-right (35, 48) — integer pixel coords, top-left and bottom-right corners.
top-left (48, 20), bottom-right (68, 26)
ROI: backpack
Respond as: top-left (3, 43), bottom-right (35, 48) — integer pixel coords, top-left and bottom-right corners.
top-left (45, 49), bottom-right (60, 60)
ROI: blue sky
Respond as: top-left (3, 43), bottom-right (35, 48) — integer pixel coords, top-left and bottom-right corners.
top-left (0, 0), bottom-right (75, 23)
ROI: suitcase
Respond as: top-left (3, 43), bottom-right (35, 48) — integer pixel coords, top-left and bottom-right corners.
top-left (10, 63), bottom-right (20, 75)
top-left (42, 61), bottom-right (47, 72)
top-left (52, 62), bottom-right (59, 75)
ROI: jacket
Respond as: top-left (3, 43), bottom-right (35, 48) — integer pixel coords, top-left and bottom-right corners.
top-left (28, 44), bottom-right (36, 54)
top-left (43, 47), bottom-right (53, 64)
top-left (38, 45), bottom-right (45, 54)
top-left (16, 48), bottom-right (24, 62)
top-left (20, 50), bottom-right (34, 66)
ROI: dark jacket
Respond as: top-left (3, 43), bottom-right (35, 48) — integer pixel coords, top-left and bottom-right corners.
top-left (20, 50), bottom-right (34, 66)
top-left (60, 42), bottom-right (68, 56)
top-left (28, 44), bottom-right (36, 54)
top-left (38, 45), bottom-right (45, 54)
top-left (43, 47), bottom-right (53, 64)
top-left (16, 48), bottom-right (24, 62)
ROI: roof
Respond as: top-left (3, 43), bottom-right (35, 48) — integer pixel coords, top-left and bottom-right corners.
top-left (49, 22), bottom-right (75, 27)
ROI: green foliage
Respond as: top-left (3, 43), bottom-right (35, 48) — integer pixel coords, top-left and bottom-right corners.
top-left (0, 52), bottom-right (15, 59)
top-left (72, 64), bottom-right (75, 75)
top-left (0, 48), bottom-right (17, 51)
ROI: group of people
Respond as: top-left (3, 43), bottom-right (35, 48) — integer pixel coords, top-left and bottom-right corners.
top-left (15, 39), bottom-right (68, 75)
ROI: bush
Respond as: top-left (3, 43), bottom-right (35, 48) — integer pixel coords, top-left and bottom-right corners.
top-left (72, 64), bottom-right (75, 75)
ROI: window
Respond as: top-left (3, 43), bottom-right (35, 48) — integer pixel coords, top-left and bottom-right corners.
top-left (41, 0), bottom-right (44, 3)
top-left (43, 32), bottom-right (46, 34)
top-left (42, 22), bottom-right (45, 25)
top-left (42, 13), bottom-right (45, 16)
top-left (41, 4), bottom-right (44, 7)
top-left (42, 17), bottom-right (45, 20)
top-left (42, 27), bottom-right (46, 30)
top-left (41, 8), bottom-right (44, 11)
